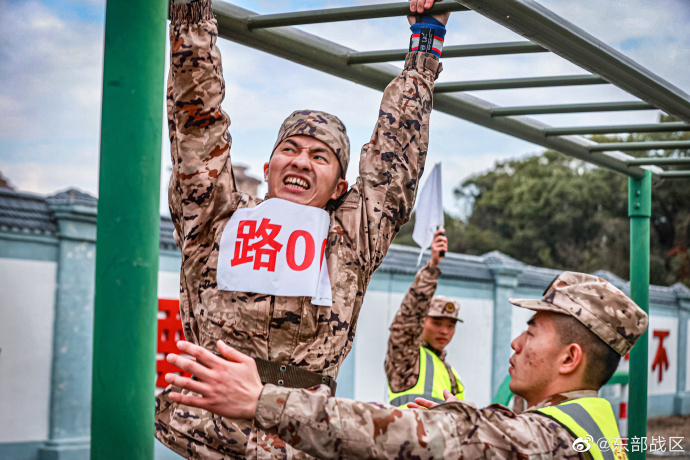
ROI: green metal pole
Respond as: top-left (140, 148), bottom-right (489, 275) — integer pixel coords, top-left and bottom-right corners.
top-left (628, 170), bottom-right (651, 459)
top-left (91, 1), bottom-right (166, 459)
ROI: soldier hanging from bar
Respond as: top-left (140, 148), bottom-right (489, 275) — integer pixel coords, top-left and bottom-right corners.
top-left (156, 0), bottom-right (451, 457)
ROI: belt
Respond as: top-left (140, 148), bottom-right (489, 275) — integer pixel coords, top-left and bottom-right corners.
top-left (254, 358), bottom-right (337, 396)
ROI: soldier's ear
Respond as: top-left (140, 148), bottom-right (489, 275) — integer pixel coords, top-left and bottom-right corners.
top-left (263, 163), bottom-right (269, 182)
top-left (331, 178), bottom-right (348, 200)
top-left (559, 343), bottom-right (584, 376)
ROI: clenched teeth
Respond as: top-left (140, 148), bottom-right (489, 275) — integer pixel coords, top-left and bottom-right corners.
top-left (284, 177), bottom-right (309, 190)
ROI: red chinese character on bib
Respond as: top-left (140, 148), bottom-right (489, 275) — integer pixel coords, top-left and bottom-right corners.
top-left (231, 218), bottom-right (283, 272)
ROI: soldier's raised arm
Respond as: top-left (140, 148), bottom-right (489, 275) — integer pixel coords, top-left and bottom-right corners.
top-left (385, 236), bottom-right (444, 392)
top-left (335, 5), bottom-right (449, 280)
top-left (168, 0), bottom-right (235, 255)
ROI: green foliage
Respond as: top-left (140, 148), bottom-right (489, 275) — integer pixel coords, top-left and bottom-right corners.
top-left (397, 116), bottom-right (690, 287)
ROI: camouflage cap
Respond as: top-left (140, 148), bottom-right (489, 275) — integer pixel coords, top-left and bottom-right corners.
top-left (427, 295), bottom-right (463, 323)
top-left (273, 110), bottom-right (350, 178)
top-left (509, 272), bottom-right (648, 356)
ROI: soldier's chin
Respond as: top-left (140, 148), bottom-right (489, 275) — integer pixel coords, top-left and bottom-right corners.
top-left (275, 189), bottom-right (314, 206)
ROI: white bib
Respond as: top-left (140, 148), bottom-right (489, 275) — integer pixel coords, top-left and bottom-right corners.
top-left (217, 198), bottom-right (332, 306)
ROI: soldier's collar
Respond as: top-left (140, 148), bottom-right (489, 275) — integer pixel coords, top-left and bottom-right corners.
top-left (527, 389), bottom-right (599, 411)
top-left (421, 340), bottom-right (447, 360)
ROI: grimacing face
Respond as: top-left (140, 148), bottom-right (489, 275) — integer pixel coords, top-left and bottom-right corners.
top-left (421, 316), bottom-right (457, 351)
top-left (508, 311), bottom-right (564, 406)
top-left (264, 135), bottom-right (348, 209)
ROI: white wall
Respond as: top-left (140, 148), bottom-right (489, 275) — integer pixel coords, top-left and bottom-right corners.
top-left (158, 270), bottom-right (181, 300)
top-left (511, 306), bottom-right (534, 347)
top-left (445, 297), bottom-right (493, 407)
top-left (353, 290), bottom-right (395, 403)
top-left (0, 258), bottom-right (57, 443)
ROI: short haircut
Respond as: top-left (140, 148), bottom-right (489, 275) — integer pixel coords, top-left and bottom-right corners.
top-left (550, 313), bottom-right (621, 388)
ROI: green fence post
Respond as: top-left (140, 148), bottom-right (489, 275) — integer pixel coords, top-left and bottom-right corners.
top-left (91, 1), bottom-right (166, 459)
top-left (627, 169), bottom-right (652, 459)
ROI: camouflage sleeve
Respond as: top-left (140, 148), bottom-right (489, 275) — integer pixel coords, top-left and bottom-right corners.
top-left (168, 0), bottom-right (236, 253)
top-left (255, 384), bottom-right (461, 459)
top-left (385, 261), bottom-right (440, 392)
top-left (255, 385), bottom-right (574, 459)
top-left (353, 53), bottom-right (442, 276)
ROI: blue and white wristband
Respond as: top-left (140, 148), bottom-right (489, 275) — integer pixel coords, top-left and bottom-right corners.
top-left (409, 15), bottom-right (446, 58)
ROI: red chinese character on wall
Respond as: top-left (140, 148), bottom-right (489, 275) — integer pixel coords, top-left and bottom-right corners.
top-left (652, 329), bottom-right (670, 383)
top-left (156, 298), bottom-right (191, 388)
top-left (231, 218), bottom-right (284, 271)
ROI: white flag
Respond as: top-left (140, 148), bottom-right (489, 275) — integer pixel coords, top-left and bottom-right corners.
top-left (413, 162), bottom-right (444, 266)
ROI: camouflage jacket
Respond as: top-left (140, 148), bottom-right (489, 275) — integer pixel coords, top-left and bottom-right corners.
top-left (155, 1), bottom-right (442, 458)
top-left (255, 386), bottom-right (594, 459)
top-left (385, 261), bottom-right (459, 393)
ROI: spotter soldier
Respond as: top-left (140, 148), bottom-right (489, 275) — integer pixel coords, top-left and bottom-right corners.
top-left (167, 272), bottom-right (647, 459)
top-left (156, 0), bottom-right (451, 457)
top-left (386, 229), bottom-right (466, 407)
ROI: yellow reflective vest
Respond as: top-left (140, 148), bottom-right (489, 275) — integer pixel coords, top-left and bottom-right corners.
top-left (534, 397), bottom-right (627, 460)
top-left (388, 346), bottom-right (465, 408)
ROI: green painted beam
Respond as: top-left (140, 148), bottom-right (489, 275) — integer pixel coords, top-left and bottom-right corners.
top-left (627, 170), bottom-right (651, 453)
top-left (459, 0), bottom-right (690, 125)
top-left (91, 0), bottom-right (166, 458)
top-left (589, 141), bottom-right (690, 152)
top-left (491, 374), bottom-right (513, 406)
top-left (492, 101), bottom-right (655, 117)
top-left (605, 370), bottom-right (629, 386)
top-left (347, 41), bottom-right (545, 65)
top-left (659, 171), bottom-right (690, 178)
top-left (626, 157), bottom-right (690, 166)
top-left (435, 74), bottom-right (605, 93)
top-left (247, 1), bottom-right (468, 29)
top-left (545, 122), bottom-right (690, 136)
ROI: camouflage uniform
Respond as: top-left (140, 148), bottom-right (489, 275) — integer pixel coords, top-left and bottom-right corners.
top-left (251, 272), bottom-right (647, 459)
top-left (156, 0), bottom-right (443, 458)
top-left (255, 384), bottom-right (594, 459)
top-left (385, 261), bottom-right (464, 397)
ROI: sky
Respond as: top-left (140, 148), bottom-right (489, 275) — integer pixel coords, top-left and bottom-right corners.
top-left (0, 0), bottom-right (688, 218)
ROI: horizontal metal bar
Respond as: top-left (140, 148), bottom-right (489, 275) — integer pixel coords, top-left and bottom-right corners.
top-left (246, 2), bottom-right (468, 29)
top-left (460, 0), bottom-right (690, 124)
top-left (492, 101), bottom-right (655, 117)
top-left (212, 1), bottom-right (646, 178)
top-left (435, 74), bottom-right (606, 93)
top-left (626, 157), bottom-right (690, 166)
top-left (545, 122), bottom-right (690, 136)
top-left (589, 141), bottom-right (690, 152)
top-left (348, 41), bottom-right (545, 65)
top-left (659, 171), bottom-right (690, 179)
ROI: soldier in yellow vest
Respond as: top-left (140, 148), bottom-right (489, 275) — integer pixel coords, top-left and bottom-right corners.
top-left (386, 230), bottom-right (465, 407)
top-left (165, 270), bottom-right (648, 458)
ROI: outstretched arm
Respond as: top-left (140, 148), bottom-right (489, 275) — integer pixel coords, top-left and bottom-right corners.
top-left (165, 342), bottom-right (564, 460)
top-left (168, 0), bottom-right (236, 254)
top-left (386, 230), bottom-right (447, 392)
top-left (165, 340), bottom-right (462, 458)
top-left (351, 1), bottom-right (448, 278)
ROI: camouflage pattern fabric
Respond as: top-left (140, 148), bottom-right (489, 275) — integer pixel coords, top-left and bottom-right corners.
top-left (273, 110), bottom-right (350, 179)
top-left (428, 295), bottom-right (462, 322)
top-left (156, 0), bottom-right (442, 458)
top-left (510, 271), bottom-right (649, 356)
top-left (255, 384), bottom-right (591, 459)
